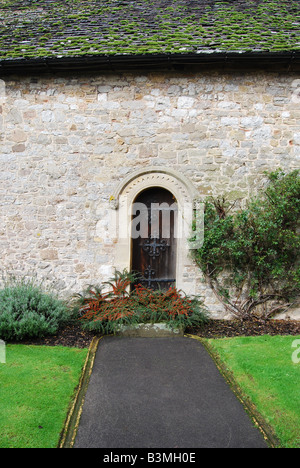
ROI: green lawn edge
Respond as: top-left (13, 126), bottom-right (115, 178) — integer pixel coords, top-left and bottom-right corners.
top-left (0, 343), bottom-right (91, 448)
top-left (58, 336), bottom-right (102, 448)
top-left (186, 334), bottom-right (280, 448)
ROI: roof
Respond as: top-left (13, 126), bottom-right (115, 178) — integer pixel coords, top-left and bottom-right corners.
top-left (0, 0), bottom-right (299, 72)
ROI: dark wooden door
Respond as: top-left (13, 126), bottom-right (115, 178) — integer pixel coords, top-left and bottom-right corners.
top-left (131, 187), bottom-right (177, 290)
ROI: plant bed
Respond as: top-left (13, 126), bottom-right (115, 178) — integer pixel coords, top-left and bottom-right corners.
top-left (9, 322), bottom-right (96, 349)
top-left (186, 318), bottom-right (300, 339)
top-left (73, 270), bottom-right (209, 336)
top-left (12, 318), bottom-right (300, 348)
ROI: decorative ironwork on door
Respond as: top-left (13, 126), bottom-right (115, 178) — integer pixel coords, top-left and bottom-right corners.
top-left (141, 236), bottom-right (169, 258)
top-left (131, 188), bottom-right (177, 291)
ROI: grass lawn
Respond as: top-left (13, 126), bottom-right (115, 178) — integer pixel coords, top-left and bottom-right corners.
top-left (206, 335), bottom-right (300, 448)
top-left (0, 344), bottom-right (88, 448)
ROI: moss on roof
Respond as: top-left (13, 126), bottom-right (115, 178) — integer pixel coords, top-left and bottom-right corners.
top-left (0, 0), bottom-right (299, 61)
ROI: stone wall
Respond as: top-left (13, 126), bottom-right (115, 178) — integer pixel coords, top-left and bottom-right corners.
top-left (0, 69), bottom-right (299, 318)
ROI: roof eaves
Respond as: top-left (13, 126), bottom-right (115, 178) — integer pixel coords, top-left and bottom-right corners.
top-left (0, 51), bottom-right (299, 75)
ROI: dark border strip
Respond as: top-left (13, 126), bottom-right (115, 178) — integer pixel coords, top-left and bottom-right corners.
top-left (0, 51), bottom-right (299, 75)
top-left (185, 334), bottom-right (280, 449)
top-left (58, 336), bottom-right (103, 449)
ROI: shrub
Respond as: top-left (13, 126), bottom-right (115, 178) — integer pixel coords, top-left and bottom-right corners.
top-left (0, 275), bottom-right (70, 341)
top-left (73, 270), bottom-right (209, 334)
top-left (193, 169), bottom-right (300, 320)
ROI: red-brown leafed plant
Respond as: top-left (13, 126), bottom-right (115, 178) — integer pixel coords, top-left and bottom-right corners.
top-left (72, 270), bottom-right (208, 334)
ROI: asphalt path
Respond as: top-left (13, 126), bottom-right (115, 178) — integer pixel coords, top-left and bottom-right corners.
top-left (74, 336), bottom-right (268, 448)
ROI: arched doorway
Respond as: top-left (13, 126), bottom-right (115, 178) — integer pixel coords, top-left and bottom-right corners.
top-left (131, 187), bottom-right (177, 290)
top-left (111, 166), bottom-right (199, 295)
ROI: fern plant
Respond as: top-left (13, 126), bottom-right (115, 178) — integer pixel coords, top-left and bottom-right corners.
top-left (73, 269), bottom-right (208, 334)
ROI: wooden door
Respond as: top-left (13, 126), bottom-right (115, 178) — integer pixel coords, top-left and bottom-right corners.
top-left (131, 187), bottom-right (177, 290)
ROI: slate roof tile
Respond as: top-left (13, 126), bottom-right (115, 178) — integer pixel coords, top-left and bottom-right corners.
top-left (0, 0), bottom-right (299, 61)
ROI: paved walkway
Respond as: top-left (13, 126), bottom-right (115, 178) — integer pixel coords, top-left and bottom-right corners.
top-left (74, 336), bottom-right (268, 448)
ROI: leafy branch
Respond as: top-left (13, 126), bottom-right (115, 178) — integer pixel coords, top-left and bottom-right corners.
top-left (193, 170), bottom-right (300, 321)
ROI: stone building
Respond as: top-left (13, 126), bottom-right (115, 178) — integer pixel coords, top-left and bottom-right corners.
top-left (0, 0), bottom-right (299, 318)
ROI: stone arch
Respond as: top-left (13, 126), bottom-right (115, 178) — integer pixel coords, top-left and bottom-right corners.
top-left (110, 166), bottom-right (198, 210)
top-left (112, 167), bottom-right (199, 294)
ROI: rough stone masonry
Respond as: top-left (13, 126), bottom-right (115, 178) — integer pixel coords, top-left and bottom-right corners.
top-left (0, 69), bottom-right (299, 318)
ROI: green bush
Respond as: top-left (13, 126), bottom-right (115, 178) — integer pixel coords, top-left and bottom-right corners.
top-left (0, 275), bottom-right (70, 341)
top-left (193, 169), bottom-right (300, 320)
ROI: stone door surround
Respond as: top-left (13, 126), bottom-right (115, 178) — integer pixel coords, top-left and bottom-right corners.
top-left (112, 166), bottom-right (199, 294)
